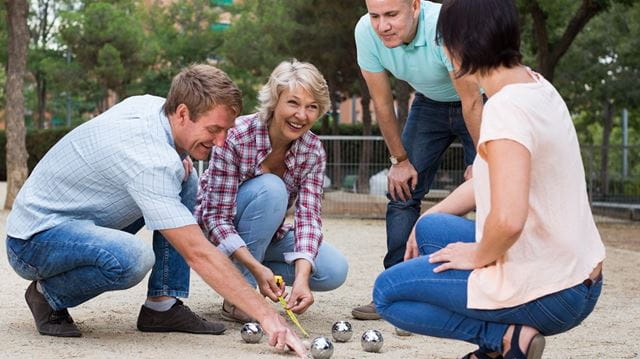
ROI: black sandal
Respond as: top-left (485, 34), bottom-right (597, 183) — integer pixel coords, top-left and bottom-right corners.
top-left (461, 349), bottom-right (504, 359)
top-left (503, 325), bottom-right (545, 359)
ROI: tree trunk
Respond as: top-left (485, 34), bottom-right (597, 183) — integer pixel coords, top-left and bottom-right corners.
top-left (526, 0), bottom-right (605, 82)
top-left (330, 90), bottom-right (342, 189)
top-left (599, 100), bottom-right (614, 197)
top-left (4, 0), bottom-right (30, 209)
top-left (396, 80), bottom-right (411, 129)
top-left (36, 71), bottom-right (48, 128)
top-left (357, 76), bottom-right (372, 193)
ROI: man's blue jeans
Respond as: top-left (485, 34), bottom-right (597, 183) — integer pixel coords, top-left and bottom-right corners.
top-left (233, 174), bottom-right (348, 291)
top-left (385, 93), bottom-right (476, 269)
top-left (374, 213), bottom-right (603, 353)
top-left (6, 175), bottom-right (198, 311)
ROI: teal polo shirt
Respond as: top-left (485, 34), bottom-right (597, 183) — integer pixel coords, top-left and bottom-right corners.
top-left (355, 1), bottom-right (459, 102)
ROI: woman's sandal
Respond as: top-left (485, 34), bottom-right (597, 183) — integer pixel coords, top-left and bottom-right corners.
top-left (461, 349), bottom-right (504, 359)
top-left (503, 325), bottom-right (545, 359)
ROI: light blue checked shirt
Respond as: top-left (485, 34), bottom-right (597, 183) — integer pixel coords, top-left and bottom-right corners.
top-left (7, 95), bottom-right (196, 240)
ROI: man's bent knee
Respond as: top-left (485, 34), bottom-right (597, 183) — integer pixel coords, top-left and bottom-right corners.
top-left (108, 240), bottom-right (155, 290)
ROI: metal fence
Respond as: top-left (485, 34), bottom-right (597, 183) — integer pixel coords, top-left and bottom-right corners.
top-left (196, 138), bottom-right (640, 222)
top-left (318, 136), bottom-right (640, 222)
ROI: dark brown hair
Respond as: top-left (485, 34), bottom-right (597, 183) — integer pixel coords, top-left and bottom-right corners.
top-left (436, 0), bottom-right (522, 77)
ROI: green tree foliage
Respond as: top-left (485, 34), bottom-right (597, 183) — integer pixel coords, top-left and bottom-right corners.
top-left (136, 0), bottom-right (224, 97)
top-left (218, 0), bottom-right (299, 112)
top-left (59, 1), bottom-right (154, 108)
top-left (554, 2), bottom-right (640, 195)
top-left (518, 0), bottom-right (639, 82)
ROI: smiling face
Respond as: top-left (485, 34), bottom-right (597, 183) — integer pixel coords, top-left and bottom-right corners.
top-left (366, 0), bottom-right (420, 48)
top-left (269, 86), bottom-right (321, 146)
top-left (171, 103), bottom-right (236, 160)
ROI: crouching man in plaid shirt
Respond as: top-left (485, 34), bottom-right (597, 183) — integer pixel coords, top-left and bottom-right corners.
top-left (195, 60), bottom-right (348, 323)
top-left (6, 64), bottom-right (307, 356)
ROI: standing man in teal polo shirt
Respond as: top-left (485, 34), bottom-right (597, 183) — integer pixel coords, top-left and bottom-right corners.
top-left (352, 0), bottom-right (484, 320)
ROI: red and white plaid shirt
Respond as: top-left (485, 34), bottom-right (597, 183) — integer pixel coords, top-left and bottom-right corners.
top-left (194, 114), bottom-right (326, 267)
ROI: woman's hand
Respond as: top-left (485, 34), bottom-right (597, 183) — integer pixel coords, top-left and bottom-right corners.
top-left (182, 157), bottom-right (193, 182)
top-left (403, 225), bottom-right (420, 261)
top-left (287, 281), bottom-right (314, 314)
top-left (428, 242), bottom-right (480, 273)
top-left (254, 265), bottom-right (283, 302)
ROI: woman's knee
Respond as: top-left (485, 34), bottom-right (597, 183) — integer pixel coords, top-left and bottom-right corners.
top-left (240, 174), bottom-right (288, 216)
top-left (310, 248), bottom-right (349, 291)
top-left (309, 242), bottom-right (349, 291)
top-left (415, 213), bottom-right (472, 254)
top-left (372, 270), bottom-right (394, 315)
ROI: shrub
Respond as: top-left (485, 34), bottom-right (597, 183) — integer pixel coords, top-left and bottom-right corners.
top-left (0, 127), bottom-right (73, 181)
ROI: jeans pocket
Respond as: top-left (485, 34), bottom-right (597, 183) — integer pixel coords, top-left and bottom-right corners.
top-left (6, 239), bottom-right (39, 280)
top-left (575, 280), bottom-right (603, 324)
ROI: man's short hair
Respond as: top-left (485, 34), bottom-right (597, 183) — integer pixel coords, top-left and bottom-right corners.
top-left (257, 59), bottom-right (330, 124)
top-left (436, 0), bottom-right (522, 77)
top-left (163, 64), bottom-right (242, 120)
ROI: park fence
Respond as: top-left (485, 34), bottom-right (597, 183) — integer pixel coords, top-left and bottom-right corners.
top-left (198, 137), bottom-right (640, 222)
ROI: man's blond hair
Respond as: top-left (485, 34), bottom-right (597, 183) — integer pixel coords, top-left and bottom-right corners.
top-left (163, 64), bottom-right (242, 120)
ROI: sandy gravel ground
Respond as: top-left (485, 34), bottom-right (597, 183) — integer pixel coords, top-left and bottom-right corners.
top-left (1, 208), bottom-right (639, 358)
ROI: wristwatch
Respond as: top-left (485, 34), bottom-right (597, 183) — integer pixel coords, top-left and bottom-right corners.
top-left (389, 153), bottom-right (408, 165)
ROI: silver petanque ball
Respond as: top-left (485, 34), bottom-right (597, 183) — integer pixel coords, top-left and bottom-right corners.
top-left (240, 322), bottom-right (263, 343)
top-left (331, 320), bottom-right (353, 342)
top-left (361, 329), bottom-right (384, 353)
top-left (310, 336), bottom-right (334, 359)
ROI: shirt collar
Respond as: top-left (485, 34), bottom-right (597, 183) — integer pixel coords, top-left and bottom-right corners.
top-left (255, 118), bottom-right (271, 152)
top-left (403, 8), bottom-right (426, 50)
top-left (159, 104), bottom-right (189, 160)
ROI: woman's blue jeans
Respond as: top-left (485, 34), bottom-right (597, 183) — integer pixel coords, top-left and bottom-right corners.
top-left (385, 94), bottom-right (477, 269)
top-left (6, 175), bottom-right (198, 311)
top-left (373, 213), bottom-right (603, 353)
top-left (233, 174), bottom-right (348, 291)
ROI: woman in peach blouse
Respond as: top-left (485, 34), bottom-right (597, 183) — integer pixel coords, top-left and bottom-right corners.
top-left (372, 1), bottom-right (605, 358)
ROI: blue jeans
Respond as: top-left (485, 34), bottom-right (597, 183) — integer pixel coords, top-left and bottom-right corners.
top-left (385, 94), bottom-right (476, 269)
top-left (6, 174), bottom-right (198, 311)
top-left (233, 174), bottom-right (348, 291)
top-left (374, 213), bottom-right (603, 353)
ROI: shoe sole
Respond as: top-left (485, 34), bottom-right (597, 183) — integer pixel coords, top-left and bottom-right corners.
top-left (527, 334), bottom-right (545, 359)
top-left (38, 330), bottom-right (82, 338)
top-left (351, 310), bottom-right (382, 320)
top-left (137, 326), bottom-right (226, 335)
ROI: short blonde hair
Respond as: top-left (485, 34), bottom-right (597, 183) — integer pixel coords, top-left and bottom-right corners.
top-left (163, 64), bottom-right (242, 120)
top-left (257, 59), bottom-right (330, 124)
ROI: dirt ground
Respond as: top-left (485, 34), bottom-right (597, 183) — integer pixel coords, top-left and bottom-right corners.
top-left (1, 211), bottom-right (639, 358)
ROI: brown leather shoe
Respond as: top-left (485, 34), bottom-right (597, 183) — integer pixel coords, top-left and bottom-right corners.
top-left (351, 301), bottom-right (381, 320)
top-left (137, 299), bottom-right (225, 335)
top-left (25, 281), bottom-right (82, 337)
top-left (220, 299), bottom-right (255, 323)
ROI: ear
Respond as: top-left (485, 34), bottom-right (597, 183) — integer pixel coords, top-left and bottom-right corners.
top-left (175, 103), bottom-right (190, 124)
top-left (412, 0), bottom-right (420, 16)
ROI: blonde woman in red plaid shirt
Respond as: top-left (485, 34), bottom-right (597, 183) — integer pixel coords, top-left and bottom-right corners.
top-left (195, 60), bottom-right (348, 322)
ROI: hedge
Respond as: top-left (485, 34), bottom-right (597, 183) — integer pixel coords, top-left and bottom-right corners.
top-left (0, 127), bottom-right (73, 181)
top-left (0, 123), bottom-right (377, 181)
